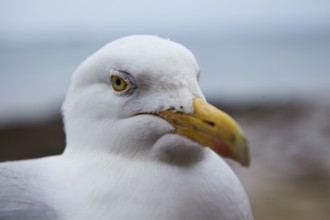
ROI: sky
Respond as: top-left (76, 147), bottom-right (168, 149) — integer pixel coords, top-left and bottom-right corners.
top-left (1, 0), bottom-right (330, 42)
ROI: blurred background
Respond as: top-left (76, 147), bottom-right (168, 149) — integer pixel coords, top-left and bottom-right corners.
top-left (1, 0), bottom-right (330, 219)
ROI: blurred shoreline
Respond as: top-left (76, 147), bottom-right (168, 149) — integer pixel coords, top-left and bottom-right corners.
top-left (1, 36), bottom-right (330, 125)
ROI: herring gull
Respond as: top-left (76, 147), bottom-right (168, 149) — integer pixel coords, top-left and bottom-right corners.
top-left (0, 35), bottom-right (253, 220)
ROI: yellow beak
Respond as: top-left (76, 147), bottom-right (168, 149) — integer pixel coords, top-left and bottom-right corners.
top-left (156, 97), bottom-right (250, 166)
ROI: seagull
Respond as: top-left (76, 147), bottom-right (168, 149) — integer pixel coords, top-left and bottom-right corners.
top-left (0, 35), bottom-right (253, 220)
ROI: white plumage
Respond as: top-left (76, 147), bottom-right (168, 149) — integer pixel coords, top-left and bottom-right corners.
top-left (0, 35), bottom-right (253, 220)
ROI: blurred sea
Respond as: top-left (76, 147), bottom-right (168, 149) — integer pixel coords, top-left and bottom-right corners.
top-left (1, 35), bottom-right (330, 123)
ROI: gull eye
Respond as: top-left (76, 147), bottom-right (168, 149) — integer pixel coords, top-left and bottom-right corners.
top-left (110, 75), bottom-right (128, 92)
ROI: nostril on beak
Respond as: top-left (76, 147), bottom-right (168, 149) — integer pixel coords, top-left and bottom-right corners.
top-left (203, 120), bottom-right (215, 127)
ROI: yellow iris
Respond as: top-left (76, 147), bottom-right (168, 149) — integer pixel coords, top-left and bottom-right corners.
top-left (111, 75), bottom-right (128, 92)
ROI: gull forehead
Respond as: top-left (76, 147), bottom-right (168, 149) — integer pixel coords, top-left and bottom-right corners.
top-left (103, 35), bottom-right (199, 69)
top-left (72, 35), bottom-right (200, 86)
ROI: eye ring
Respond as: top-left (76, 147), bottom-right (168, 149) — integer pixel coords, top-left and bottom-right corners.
top-left (110, 75), bottom-right (128, 92)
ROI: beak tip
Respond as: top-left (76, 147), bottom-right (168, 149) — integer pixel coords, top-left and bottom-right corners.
top-left (240, 145), bottom-right (250, 167)
top-left (233, 137), bottom-right (251, 167)
top-left (240, 154), bottom-right (250, 167)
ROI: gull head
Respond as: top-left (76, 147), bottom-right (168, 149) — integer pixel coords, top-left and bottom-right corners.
top-left (62, 35), bottom-right (249, 166)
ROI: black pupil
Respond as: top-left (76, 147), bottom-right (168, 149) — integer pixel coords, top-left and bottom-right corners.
top-left (115, 78), bottom-right (122, 86)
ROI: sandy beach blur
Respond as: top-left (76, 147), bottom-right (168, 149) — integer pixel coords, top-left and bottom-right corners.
top-left (226, 96), bottom-right (330, 220)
